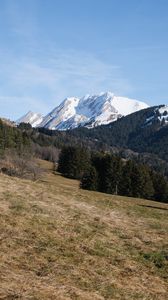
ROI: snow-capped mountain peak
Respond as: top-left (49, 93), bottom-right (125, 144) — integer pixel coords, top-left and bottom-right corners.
top-left (17, 92), bottom-right (149, 130)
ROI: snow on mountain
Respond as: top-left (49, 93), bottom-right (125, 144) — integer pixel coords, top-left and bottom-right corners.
top-left (16, 111), bottom-right (43, 127)
top-left (39, 97), bottom-right (80, 129)
top-left (111, 95), bottom-right (148, 115)
top-left (16, 92), bottom-right (149, 130)
top-left (158, 105), bottom-right (168, 123)
top-left (145, 105), bottom-right (168, 126)
top-left (76, 92), bottom-right (119, 127)
top-left (39, 92), bottom-right (149, 130)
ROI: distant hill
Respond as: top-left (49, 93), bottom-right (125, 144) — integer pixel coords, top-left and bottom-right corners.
top-left (0, 118), bottom-right (16, 127)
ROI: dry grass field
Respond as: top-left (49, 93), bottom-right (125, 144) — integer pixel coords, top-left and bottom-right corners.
top-left (0, 160), bottom-right (168, 299)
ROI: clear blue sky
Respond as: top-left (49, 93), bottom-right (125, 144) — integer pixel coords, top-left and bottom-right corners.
top-left (0, 0), bottom-right (168, 119)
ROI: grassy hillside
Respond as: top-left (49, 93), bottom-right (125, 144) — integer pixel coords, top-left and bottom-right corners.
top-left (0, 160), bottom-right (168, 300)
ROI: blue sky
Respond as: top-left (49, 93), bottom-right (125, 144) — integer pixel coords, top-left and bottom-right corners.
top-left (0, 0), bottom-right (168, 119)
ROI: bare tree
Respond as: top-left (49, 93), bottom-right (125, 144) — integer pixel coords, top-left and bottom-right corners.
top-left (0, 149), bottom-right (44, 181)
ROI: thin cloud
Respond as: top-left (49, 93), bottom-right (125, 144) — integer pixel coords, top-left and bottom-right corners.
top-left (0, 48), bottom-right (134, 118)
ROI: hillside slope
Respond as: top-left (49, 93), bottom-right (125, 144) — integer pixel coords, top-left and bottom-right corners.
top-left (0, 160), bottom-right (168, 299)
top-left (68, 105), bottom-right (168, 161)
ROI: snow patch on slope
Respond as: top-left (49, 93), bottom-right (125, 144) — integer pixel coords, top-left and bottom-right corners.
top-left (144, 105), bottom-right (168, 127)
top-left (158, 105), bottom-right (168, 123)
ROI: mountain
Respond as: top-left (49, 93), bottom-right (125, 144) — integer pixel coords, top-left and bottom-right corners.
top-left (17, 92), bottom-right (149, 130)
top-left (40, 92), bottom-right (149, 130)
top-left (16, 111), bottom-right (43, 127)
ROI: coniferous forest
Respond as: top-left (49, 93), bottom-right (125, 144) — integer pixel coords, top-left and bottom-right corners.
top-left (58, 146), bottom-right (168, 203)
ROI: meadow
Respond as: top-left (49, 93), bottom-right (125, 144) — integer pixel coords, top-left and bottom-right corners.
top-left (0, 160), bottom-right (167, 299)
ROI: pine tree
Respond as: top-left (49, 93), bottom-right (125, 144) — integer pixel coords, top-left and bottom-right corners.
top-left (119, 160), bottom-right (133, 196)
top-left (119, 161), bottom-right (154, 199)
top-left (57, 146), bottom-right (90, 179)
top-left (80, 166), bottom-right (97, 190)
top-left (151, 172), bottom-right (168, 202)
top-left (139, 165), bottom-right (154, 199)
top-left (91, 153), bottom-right (122, 194)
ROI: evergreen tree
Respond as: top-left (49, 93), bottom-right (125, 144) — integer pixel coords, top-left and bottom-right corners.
top-left (130, 163), bottom-right (147, 198)
top-left (119, 161), bottom-right (154, 199)
top-left (151, 172), bottom-right (168, 202)
top-left (58, 146), bottom-right (90, 179)
top-left (91, 153), bottom-right (122, 194)
top-left (80, 166), bottom-right (98, 190)
top-left (119, 160), bottom-right (133, 196)
top-left (18, 122), bottom-right (32, 130)
top-left (139, 165), bottom-right (154, 199)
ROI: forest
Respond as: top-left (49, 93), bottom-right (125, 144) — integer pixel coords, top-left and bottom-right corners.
top-left (58, 146), bottom-right (168, 203)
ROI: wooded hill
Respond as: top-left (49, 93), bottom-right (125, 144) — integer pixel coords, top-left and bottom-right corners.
top-left (22, 106), bottom-right (168, 176)
top-left (68, 106), bottom-right (168, 161)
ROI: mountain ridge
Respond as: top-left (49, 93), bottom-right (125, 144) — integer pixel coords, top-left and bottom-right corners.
top-left (17, 91), bottom-right (149, 129)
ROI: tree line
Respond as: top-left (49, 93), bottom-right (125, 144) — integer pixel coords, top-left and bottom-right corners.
top-left (58, 146), bottom-right (168, 203)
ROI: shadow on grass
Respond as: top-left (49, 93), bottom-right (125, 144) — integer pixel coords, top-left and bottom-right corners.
top-left (138, 204), bottom-right (168, 211)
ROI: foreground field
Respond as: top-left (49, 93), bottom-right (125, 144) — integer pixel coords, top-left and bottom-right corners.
top-left (0, 160), bottom-right (168, 300)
